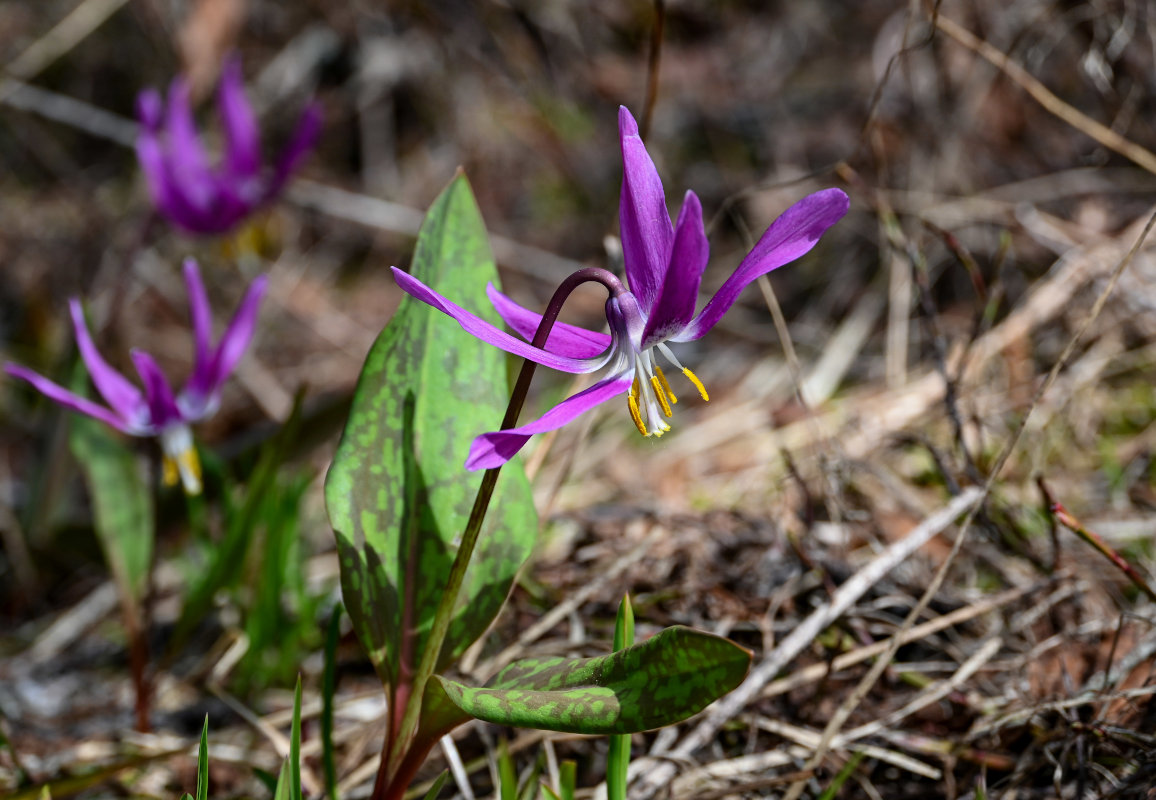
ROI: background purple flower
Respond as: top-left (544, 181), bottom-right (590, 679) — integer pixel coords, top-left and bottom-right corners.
top-left (136, 56), bottom-right (321, 236)
top-left (392, 106), bottom-right (849, 470)
top-left (5, 259), bottom-right (267, 494)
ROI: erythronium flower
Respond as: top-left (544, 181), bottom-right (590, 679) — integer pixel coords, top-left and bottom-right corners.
top-left (392, 106), bottom-right (849, 471)
top-left (136, 56), bottom-right (322, 236)
top-left (5, 259), bottom-right (267, 494)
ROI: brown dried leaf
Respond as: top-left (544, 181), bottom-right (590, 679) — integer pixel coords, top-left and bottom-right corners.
top-left (178, 0), bottom-right (247, 99)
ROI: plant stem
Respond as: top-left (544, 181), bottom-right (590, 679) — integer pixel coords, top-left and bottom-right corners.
top-left (379, 267), bottom-right (627, 796)
top-left (128, 619), bottom-right (150, 732)
top-left (608, 595), bottom-right (634, 800)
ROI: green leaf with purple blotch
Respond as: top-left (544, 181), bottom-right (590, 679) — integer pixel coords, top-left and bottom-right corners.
top-left (436, 626), bottom-right (751, 734)
top-left (325, 173), bottom-right (537, 695)
top-left (69, 413), bottom-right (153, 635)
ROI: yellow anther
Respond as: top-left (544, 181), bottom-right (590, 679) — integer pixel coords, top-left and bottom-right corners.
top-left (627, 392), bottom-right (648, 436)
top-left (650, 375), bottom-right (673, 417)
top-left (654, 365), bottom-right (677, 404)
top-left (683, 367), bottom-right (710, 401)
top-left (179, 447), bottom-right (204, 496)
top-left (162, 455), bottom-right (179, 487)
top-left (162, 444), bottom-right (203, 495)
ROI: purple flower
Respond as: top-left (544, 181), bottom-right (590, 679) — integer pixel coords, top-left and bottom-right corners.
top-left (392, 106), bottom-right (849, 471)
top-left (5, 259), bottom-right (267, 494)
top-left (136, 57), bottom-right (321, 236)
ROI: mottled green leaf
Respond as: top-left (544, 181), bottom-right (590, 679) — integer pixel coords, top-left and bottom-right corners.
top-left (69, 414), bottom-right (153, 631)
top-left (325, 173), bottom-right (537, 693)
top-left (437, 626), bottom-right (751, 734)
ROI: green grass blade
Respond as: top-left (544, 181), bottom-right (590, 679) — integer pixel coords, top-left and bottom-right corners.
top-left (290, 676), bottom-right (303, 800)
top-left (497, 738), bottom-right (516, 800)
top-left (322, 605), bottom-right (341, 800)
top-left (173, 389), bottom-right (307, 652)
top-left (272, 759), bottom-right (292, 800)
top-left (195, 716), bottom-right (209, 800)
top-left (558, 761), bottom-right (575, 800)
top-left (419, 771), bottom-right (449, 800)
top-left (817, 751), bottom-right (864, 800)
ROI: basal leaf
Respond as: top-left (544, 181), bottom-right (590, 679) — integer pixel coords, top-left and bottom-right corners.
top-left (437, 627), bottom-right (751, 734)
top-left (325, 173), bottom-right (537, 692)
top-left (69, 414), bottom-right (153, 631)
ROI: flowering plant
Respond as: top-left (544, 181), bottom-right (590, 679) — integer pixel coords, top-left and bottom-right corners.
top-left (136, 57), bottom-right (321, 235)
top-left (392, 106), bottom-right (848, 469)
top-left (6, 259), bottom-right (266, 494)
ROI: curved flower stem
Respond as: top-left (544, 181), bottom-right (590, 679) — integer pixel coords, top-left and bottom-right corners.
top-left (379, 267), bottom-right (627, 796)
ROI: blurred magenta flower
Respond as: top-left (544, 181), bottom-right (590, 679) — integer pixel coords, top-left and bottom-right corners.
top-left (6, 259), bottom-right (267, 494)
top-left (136, 57), bottom-right (321, 235)
top-left (393, 106), bottom-right (849, 470)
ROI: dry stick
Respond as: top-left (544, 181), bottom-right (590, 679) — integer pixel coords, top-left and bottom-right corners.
top-left (638, 0), bottom-right (665, 141)
top-left (759, 580), bottom-right (1042, 700)
top-left (2, 0), bottom-right (131, 83)
top-left (635, 204), bottom-right (1156, 799)
top-left (775, 207), bottom-right (1156, 800)
top-left (756, 274), bottom-right (843, 525)
top-left (934, 14), bottom-right (1156, 177)
top-left (1050, 501), bottom-right (1156, 602)
top-left (631, 487), bottom-right (982, 798)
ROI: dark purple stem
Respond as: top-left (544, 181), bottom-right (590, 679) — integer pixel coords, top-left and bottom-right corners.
top-left (374, 266), bottom-right (627, 799)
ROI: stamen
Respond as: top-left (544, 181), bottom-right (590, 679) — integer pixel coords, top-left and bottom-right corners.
top-left (657, 342), bottom-right (685, 370)
top-left (178, 448), bottom-right (204, 496)
top-left (162, 455), bottom-right (179, 487)
top-left (627, 392), bottom-right (648, 436)
top-left (683, 367), bottom-right (710, 401)
top-left (160, 425), bottom-right (204, 495)
top-left (650, 375), bottom-right (673, 417)
top-left (654, 365), bottom-right (677, 404)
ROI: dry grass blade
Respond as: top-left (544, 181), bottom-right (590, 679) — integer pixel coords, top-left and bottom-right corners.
top-left (934, 14), bottom-right (1156, 177)
top-left (760, 581), bottom-right (1041, 700)
top-left (631, 487), bottom-right (983, 798)
top-left (775, 204), bottom-right (1156, 800)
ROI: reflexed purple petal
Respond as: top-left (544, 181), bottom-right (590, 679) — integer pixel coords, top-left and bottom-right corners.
top-left (465, 375), bottom-right (633, 470)
top-left (642, 190), bottom-right (708, 348)
top-left (618, 106), bottom-right (673, 310)
top-left (204, 274), bottom-right (267, 393)
top-left (69, 300), bottom-right (147, 425)
top-left (265, 101), bottom-right (322, 200)
top-left (5, 364), bottom-right (137, 433)
top-left (392, 268), bottom-right (611, 374)
top-left (136, 130), bottom-right (207, 232)
top-left (183, 258), bottom-right (215, 395)
top-left (131, 350), bottom-right (182, 428)
top-left (136, 89), bottom-right (164, 130)
top-left (218, 57), bottom-right (261, 177)
top-left (675, 188), bottom-right (850, 341)
top-left (164, 77), bottom-right (217, 211)
top-left (486, 284), bottom-right (611, 358)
